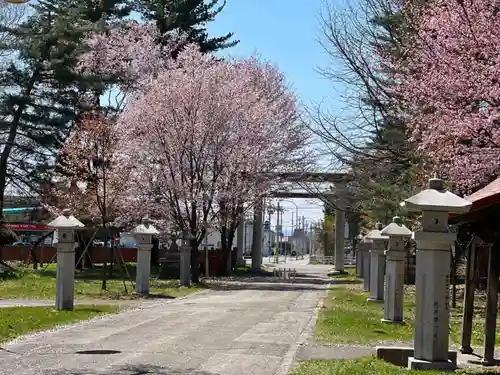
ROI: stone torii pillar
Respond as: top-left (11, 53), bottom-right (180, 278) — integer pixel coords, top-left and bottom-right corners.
top-left (236, 204), bottom-right (245, 266)
top-left (48, 209), bottom-right (85, 311)
top-left (366, 223), bottom-right (388, 303)
top-left (404, 177), bottom-right (471, 371)
top-left (381, 217), bottom-right (412, 323)
top-left (251, 198), bottom-right (264, 270)
top-left (132, 217), bottom-right (159, 295)
top-left (330, 182), bottom-right (348, 274)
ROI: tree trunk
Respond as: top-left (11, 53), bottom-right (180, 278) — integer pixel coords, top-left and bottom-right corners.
top-left (0, 73), bottom-right (38, 212)
top-left (30, 230), bottom-right (55, 270)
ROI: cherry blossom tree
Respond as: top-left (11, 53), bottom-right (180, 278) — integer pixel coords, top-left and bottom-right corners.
top-left (44, 112), bottom-right (132, 225)
top-left (118, 46), bottom-right (309, 281)
top-left (76, 23), bottom-right (310, 280)
top-left (392, 0), bottom-right (500, 194)
top-left (77, 20), bottom-right (186, 109)
top-left (44, 111), bottom-right (137, 282)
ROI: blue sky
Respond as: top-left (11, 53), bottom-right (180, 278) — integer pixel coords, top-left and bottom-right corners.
top-left (207, 0), bottom-right (346, 232)
top-left (208, 0), bottom-right (340, 110)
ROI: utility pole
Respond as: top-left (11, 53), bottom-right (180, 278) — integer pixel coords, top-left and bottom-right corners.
top-left (276, 202), bottom-right (281, 262)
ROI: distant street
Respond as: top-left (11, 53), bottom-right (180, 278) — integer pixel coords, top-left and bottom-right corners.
top-left (1, 258), bottom-right (331, 375)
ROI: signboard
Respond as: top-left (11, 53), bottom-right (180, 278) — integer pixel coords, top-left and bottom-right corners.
top-left (2, 223), bottom-right (53, 231)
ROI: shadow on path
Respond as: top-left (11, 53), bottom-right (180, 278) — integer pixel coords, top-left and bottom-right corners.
top-left (34, 364), bottom-right (219, 375)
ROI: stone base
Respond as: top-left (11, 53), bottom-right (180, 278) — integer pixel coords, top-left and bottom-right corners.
top-left (380, 318), bottom-right (405, 325)
top-left (480, 358), bottom-right (498, 366)
top-left (367, 297), bottom-right (383, 303)
top-left (459, 346), bottom-right (473, 355)
top-left (376, 346), bottom-right (457, 368)
top-left (408, 357), bottom-right (456, 371)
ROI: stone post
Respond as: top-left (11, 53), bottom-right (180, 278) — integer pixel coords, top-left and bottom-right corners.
top-left (48, 209), bottom-right (85, 311)
top-left (180, 234), bottom-right (193, 286)
top-left (333, 183), bottom-right (347, 274)
top-left (366, 223), bottom-right (388, 303)
top-left (359, 238), bottom-right (371, 291)
top-left (251, 198), bottom-right (264, 270)
top-left (236, 218), bottom-right (245, 266)
top-left (355, 234), bottom-right (363, 277)
top-left (132, 217), bottom-right (159, 295)
top-left (404, 177), bottom-right (471, 371)
top-left (380, 217), bottom-right (412, 323)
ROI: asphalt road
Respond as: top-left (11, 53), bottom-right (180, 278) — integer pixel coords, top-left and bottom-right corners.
top-left (1, 259), bottom-right (330, 375)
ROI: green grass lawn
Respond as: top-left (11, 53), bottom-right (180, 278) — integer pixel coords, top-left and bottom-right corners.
top-left (0, 264), bottom-right (202, 300)
top-left (328, 267), bottom-right (360, 283)
top-left (290, 357), bottom-right (500, 375)
top-left (316, 285), bottom-right (500, 347)
top-left (316, 287), bottom-right (414, 344)
top-left (0, 305), bottom-right (117, 343)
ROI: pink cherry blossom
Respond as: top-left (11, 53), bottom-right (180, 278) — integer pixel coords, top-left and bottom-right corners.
top-left (391, 0), bottom-right (500, 194)
top-left (77, 21), bottom-right (186, 90)
top-left (118, 45), bottom-right (309, 242)
top-left (44, 112), bottom-right (133, 226)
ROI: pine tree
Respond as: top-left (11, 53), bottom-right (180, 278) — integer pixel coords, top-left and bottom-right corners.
top-left (353, 5), bottom-right (423, 223)
top-left (133, 0), bottom-right (238, 54)
top-left (0, 0), bottom-right (131, 211)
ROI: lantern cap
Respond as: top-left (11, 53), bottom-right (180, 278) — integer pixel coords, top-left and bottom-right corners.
top-left (402, 177), bottom-right (472, 214)
top-left (381, 217), bottom-right (412, 237)
top-left (365, 226), bottom-right (389, 241)
top-left (48, 209), bottom-right (85, 228)
top-left (132, 217), bottom-right (159, 235)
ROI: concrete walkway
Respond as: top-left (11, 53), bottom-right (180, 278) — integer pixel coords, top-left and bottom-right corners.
top-left (1, 261), bottom-right (331, 375)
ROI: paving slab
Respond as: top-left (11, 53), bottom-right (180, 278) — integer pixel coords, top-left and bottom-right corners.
top-left (1, 262), bottom-right (329, 375)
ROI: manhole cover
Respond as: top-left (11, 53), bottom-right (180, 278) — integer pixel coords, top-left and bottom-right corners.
top-left (76, 350), bottom-right (121, 355)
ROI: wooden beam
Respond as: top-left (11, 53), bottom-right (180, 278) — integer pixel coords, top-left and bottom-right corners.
top-left (459, 237), bottom-right (478, 354)
top-left (482, 244), bottom-right (499, 365)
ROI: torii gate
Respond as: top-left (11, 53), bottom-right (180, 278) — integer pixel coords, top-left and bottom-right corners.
top-left (237, 172), bottom-right (353, 273)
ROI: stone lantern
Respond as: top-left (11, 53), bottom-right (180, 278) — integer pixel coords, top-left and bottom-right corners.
top-left (365, 223), bottom-right (388, 302)
top-left (180, 232), bottom-right (195, 286)
top-left (403, 177), bottom-right (471, 370)
top-left (358, 236), bottom-right (372, 291)
top-left (355, 234), bottom-right (364, 277)
top-left (132, 217), bottom-right (159, 295)
top-left (48, 209), bottom-right (85, 311)
top-left (380, 216), bottom-right (412, 324)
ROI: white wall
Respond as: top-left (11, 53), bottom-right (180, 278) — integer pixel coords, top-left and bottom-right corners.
top-left (199, 223), bottom-right (276, 256)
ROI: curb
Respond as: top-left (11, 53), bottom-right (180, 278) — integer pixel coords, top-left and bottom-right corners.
top-left (274, 289), bottom-right (328, 375)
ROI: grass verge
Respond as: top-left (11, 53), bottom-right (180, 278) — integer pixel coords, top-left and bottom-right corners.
top-left (328, 267), bottom-right (360, 283)
top-left (0, 264), bottom-right (202, 300)
top-left (289, 357), bottom-right (500, 375)
top-left (316, 287), bottom-right (413, 344)
top-left (0, 305), bottom-right (117, 343)
top-left (316, 285), bottom-right (500, 347)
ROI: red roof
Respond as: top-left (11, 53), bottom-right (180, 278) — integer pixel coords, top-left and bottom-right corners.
top-left (466, 177), bottom-right (500, 203)
top-left (460, 177), bottom-right (500, 214)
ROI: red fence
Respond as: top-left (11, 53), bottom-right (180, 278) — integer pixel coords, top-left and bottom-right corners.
top-left (0, 247), bottom-right (226, 268)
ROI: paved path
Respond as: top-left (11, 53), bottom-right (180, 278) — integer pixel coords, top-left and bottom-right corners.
top-left (1, 260), bottom-right (330, 375)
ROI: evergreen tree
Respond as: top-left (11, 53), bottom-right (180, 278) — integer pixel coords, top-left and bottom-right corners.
top-left (0, 0), bottom-right (131, 211)
top-left (133, 0), bottom-right (238, 54)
